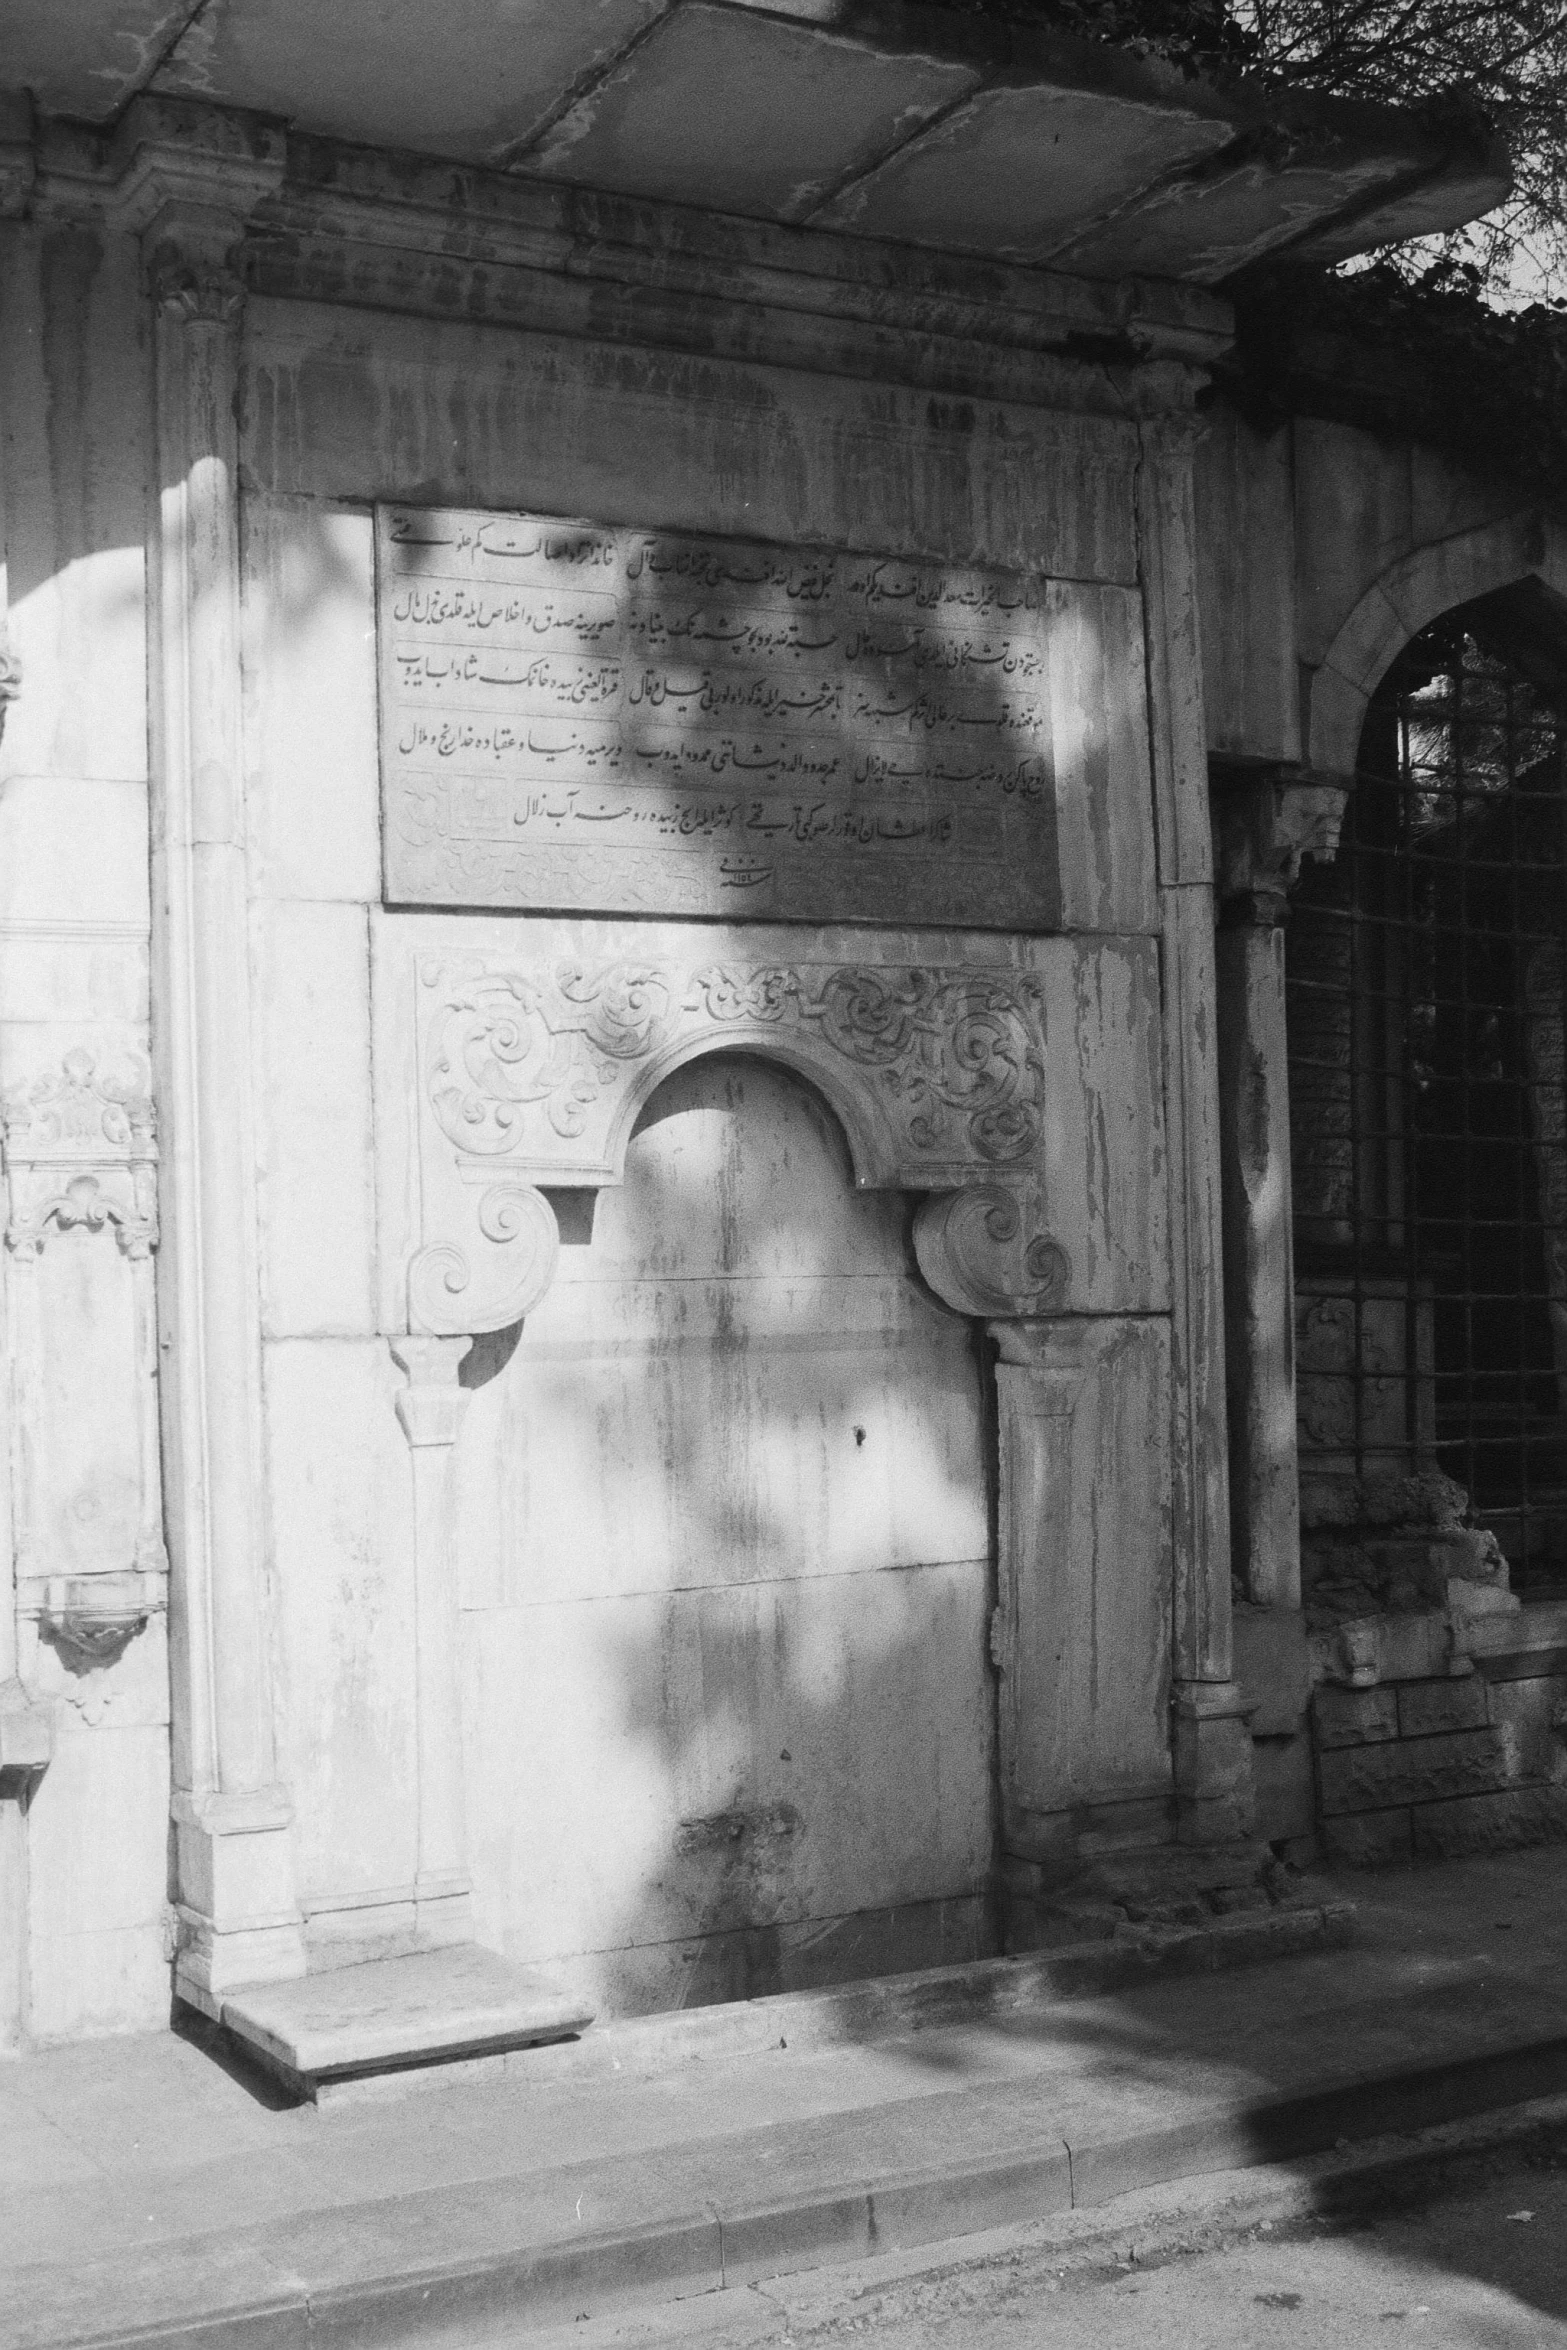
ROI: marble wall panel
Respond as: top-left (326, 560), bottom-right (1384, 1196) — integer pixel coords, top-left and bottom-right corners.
top-left (262, 1337), bottom-right (419, 1911)
top-left (463, 1561), bottom-right (993, 2008)
top-left (455, 1055), bottom-right (992, 2003)
top-left (250, 899), bottom-right (376, 1338)
top-left (999, 1316), bottom-right (1174, 1840)
top-left (24, 1719), bottom-right (169, 2040)
top-left (0, 227), bottom-right (149, 788)
top-left (240, 497), bottom-right (381, 904)
top-left (454, 1054), bottom-right (990, 1612)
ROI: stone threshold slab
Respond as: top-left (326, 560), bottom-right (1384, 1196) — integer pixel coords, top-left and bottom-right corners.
top-left (206, 1944), bottom-right (593, 2095)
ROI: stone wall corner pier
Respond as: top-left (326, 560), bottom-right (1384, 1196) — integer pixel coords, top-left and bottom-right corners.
top-left (124, 139), bottom-right (308, 2007)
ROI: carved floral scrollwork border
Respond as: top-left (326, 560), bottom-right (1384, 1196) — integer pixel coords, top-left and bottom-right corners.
top-left (408, 951), bottom-right (1072, 1336)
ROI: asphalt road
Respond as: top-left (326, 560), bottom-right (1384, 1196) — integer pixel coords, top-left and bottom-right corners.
top-left (520, 2141), bottom-right (1567, 2350)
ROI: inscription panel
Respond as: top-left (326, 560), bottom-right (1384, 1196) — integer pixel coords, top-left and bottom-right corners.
top-left (377, 506), bottom-right (1064, 928)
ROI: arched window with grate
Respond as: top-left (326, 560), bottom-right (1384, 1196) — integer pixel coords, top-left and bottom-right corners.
top-left (1288, 589), bottom-right (1567, 1615)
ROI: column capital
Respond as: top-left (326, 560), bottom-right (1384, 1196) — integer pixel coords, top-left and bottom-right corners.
top-left (1210, 762), bottom-right (1350, 925)
top-left (390, 1335), bottom-right (474, 1448)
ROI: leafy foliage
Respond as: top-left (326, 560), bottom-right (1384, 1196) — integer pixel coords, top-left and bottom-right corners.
top-left (1229, 264), bottom-right (1567, 504)
top-left (1229, 0), bottom-right (1567, 300)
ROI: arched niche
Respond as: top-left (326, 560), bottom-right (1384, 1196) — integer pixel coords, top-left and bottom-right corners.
top-left (454, 1048), bottom-right (1003, 2009)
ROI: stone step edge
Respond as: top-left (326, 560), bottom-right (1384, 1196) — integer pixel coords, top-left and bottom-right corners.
top-left (499, 1895), bottom-right (1357, 2091)
top-left (55, 1997), bottom-right (1567, 2350)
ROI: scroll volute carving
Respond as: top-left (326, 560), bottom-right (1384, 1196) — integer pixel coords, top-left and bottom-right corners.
top-left (408, 1181), bottom-right (560, 1338)
top-left (913, 1184), bottom-right (1070, 1320)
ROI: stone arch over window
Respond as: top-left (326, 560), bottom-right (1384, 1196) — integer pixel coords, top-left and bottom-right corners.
top-left (1307, 513), bottom-right (1567, 785)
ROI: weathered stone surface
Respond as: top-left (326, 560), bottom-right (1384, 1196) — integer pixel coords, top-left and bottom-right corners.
top-left (1396, 1676), bottom-right (1491, 1741)
top-left (459, 1059), bottom-right (997, 2010)
top-left (1250, 1732), bottom-right (1317, 1847)
top-left (1409, 1786), bottom-right (1567, 1861)
top-left (1234, 1606), bottom-right (1312, 1736)
top-left (1312, 1684), bottom-right (1398, 1750)
top-left (526, 3), bottom-right (979, 222)
top-left (1322, 1807), bottom-right (1413, 1868)
top-left (1485, 1676), bottom-right (1567, 1782)
top-left (1318, 1726), bottom-right (1520, 1817)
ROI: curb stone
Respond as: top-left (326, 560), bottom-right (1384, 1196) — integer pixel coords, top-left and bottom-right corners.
top-left (35, 2035), bottom-right (1567, 2350)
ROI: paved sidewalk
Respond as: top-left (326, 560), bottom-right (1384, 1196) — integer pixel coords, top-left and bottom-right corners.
top-left (4, 1849), bottom-right (1567, 2349)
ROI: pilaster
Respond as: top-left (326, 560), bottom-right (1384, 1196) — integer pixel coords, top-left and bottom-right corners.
top-left (390, 1336), bottom-right (475, 1943)
top-left (1138, 416), bottom-right (1251, 1838)
top-left (135, 153), bottom-right (304, 2002)
top-left (1138, 418), bottom-right (1233, 1677)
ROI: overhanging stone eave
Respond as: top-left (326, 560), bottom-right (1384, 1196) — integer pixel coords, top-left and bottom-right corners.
top-left (3, 14), bottom-right (1513, 300)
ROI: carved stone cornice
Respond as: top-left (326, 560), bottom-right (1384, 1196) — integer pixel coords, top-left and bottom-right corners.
top-left (1210, 763), bottom-right (1350, 925)
top-left (2, 1051), bottom-right (159, 1260)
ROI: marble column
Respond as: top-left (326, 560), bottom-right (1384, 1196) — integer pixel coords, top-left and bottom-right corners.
top-left (389, 1336), bottom-right (475, 1944)
top-left (135, 162), bottom-right (304, 2003)
top-left (1211, 768), bottom-right (1348, 1613)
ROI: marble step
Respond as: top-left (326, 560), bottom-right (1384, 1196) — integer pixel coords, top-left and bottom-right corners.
top-left (211, 1943), bottom-right (592, 2097)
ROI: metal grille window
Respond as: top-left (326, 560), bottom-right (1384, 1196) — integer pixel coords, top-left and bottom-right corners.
top-left (1288, 593), bottom-right (1567, 1601)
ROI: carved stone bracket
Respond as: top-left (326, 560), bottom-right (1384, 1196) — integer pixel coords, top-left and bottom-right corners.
top-left (408, 1182), bottom-right (560, 1339)
top-left (2, 1051), bottom-right (159, 1260)
top-left (914, 1186), bottom-right (1070, 1319)
top-left (1210, 765), bottom-right (1350, 926)
top-left (36, 1571), bottom-right (155, 1676)
top-left (409, 950), bottom-right (1060, 1337)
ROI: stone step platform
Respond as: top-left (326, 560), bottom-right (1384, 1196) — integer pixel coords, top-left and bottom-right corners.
top-left (201, 1944), bottom-right (594, 2099)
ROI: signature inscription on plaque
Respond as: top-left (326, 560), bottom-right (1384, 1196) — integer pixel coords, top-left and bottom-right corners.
top-left (377, 506), bottom-right (1063, 928)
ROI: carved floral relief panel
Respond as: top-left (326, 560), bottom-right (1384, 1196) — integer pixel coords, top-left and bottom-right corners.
top-left (371, 917), bottom-right (1169, 1338)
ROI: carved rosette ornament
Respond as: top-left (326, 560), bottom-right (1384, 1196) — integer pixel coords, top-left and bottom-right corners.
top-left (2, 1051), bottom-right (159, 1259)
top-left (409, 951), bottom-right (1066, 1335)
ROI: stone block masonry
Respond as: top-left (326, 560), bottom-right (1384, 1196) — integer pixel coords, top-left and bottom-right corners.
top-left (1315, 1662), bottom-right (1567, 1865)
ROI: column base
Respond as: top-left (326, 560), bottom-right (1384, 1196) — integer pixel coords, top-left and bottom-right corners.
top-left (1173, 1680), bottom-right (1258, 1845)
top-left (171, 1786), bottom-right (306, 2010)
